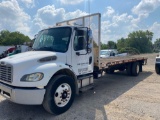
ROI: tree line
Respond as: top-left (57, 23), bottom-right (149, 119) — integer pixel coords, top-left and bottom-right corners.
top-left (0, 30), bottom-right (31, 46)
top-left (101, 30), bottom-right (160, 54)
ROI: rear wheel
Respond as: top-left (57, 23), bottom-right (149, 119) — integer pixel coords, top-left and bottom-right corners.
top-left (132, 62), bottom-right (140, 76)
top-left (43, 75), bottom-right (75, 115)
top-left (155, 65), bottom-right (160, 74)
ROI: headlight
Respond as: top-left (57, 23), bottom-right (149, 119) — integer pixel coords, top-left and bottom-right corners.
top-left (21, 72), bottom-right (44, 82)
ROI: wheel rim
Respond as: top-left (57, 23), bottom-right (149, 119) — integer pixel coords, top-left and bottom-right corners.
top-left (136, 64), bottom-right (139, 73)
top-left (54, 83), bottom-right (72, 107)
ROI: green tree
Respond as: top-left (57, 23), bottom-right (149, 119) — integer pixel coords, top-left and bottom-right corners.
top-left (0, 30), bottom-right (31, 45)
top-left (153, 38), bottom-right (160, 52)
top-left (101, 42), bottom-right (107, 50)
top-left (106, 41), bottom-right (117, 49)
top-left (117, 37), bottom-right (128, 51)
top-left (127, 30), bottom-right (153, 53)
top-left (119, 47), bottom-right (140, 55)
top-left (0, 30), bottom-right (10, 44)
top-left (101, 41), bottom-right (117, 50)
top-left (116, 30), bottom-right (153, 54)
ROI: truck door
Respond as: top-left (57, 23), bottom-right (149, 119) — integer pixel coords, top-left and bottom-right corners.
top-left (71, 28), bottom-right (93, 76)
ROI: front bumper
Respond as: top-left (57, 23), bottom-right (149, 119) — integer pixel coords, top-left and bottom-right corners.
top-left (0, 82), bottom-right (45, 105)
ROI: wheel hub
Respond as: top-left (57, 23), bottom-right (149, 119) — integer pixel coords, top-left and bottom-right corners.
top-left (62, 91), bottom-right (68, 99)
top-left (54, 83), bottom-right (72, 107)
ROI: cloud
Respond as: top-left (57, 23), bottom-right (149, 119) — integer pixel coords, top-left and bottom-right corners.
top-left (112, 13), bottom-right (134, 24)
top-left (103, 6), bottom-right (115, 18)
top-left (101, 1), bottom-right (160, 43)
top-left (149, 22), bottom-right (160, 41)
top-left (0, 0), bottom-right (88, 38)
top-left (131, 0), bottom-right (160, 41)
top-left (20, 0), bottom-right (35, 8)
top-left (130, 0), bottom-right (160, 27)
top-left (33, 5), bottom-right (65, 29)
top-left (101, 10), bottom-right (139, 43)
top-left (131, 13), bottom-right (148, 24)
top-left (64, 9), bottom-right (88, 20)
top-left (132, 0), bottom-right (160, 23)
top-left (132, 0), bottom-right (160, 15)
top-left (59, 0), bottom-right (84, 5)
top-left (0, 0), bottom-right (31, 34)
top-left (33, 5), bottom-right (88, 30)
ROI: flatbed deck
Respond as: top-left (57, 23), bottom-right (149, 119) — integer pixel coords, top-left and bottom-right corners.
top-left (100, 55), bottom-right (147, 69)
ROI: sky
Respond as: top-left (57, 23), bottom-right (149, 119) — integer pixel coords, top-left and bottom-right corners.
top-left (0, 0), bottom-right (160, 43)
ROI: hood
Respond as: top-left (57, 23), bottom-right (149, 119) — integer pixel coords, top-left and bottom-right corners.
top-left (0, 51), bottom-right (66, 65)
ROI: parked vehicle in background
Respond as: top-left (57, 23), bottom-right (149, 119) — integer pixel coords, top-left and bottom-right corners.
top-left (7, 47), bottom-right (16, 53)
top-left (100, 49), bottom-right (127, 58)
top-left (0, 45), bottom-right (22, 58)
top-left (0, 46), bottom-right (15, 59)
top-left (7, 45), bottom-right (22, 56)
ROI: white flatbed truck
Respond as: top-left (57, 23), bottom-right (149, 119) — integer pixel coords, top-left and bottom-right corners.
top-left (0, 13), bottom-right (147, 115)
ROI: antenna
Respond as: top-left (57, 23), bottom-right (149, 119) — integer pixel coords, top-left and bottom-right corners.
top-left (88, 0), bottom-right (91, 28)
top-left (88, 0), bottom-right (90, 15)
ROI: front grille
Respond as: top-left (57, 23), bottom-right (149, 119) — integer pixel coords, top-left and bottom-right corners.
top-left (0, 64), bottom-right (12, 83)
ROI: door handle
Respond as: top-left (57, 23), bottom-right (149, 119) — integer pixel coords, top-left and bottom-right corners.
top-left (89, 57), bottom-right (92, 64)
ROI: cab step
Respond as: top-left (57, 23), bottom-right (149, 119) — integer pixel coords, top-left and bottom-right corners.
top-left (79, 84), bottom-right (94, 92)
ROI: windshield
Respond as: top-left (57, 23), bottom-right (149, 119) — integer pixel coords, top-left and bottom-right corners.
top-left (33, 27), bottom-right (72, 53)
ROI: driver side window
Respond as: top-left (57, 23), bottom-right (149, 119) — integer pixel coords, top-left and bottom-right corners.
top-left (74, 30), bottom-right (87, 51)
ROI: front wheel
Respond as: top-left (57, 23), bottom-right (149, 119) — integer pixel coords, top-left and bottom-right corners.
top-left (43, 75), bottom-right (75, 115)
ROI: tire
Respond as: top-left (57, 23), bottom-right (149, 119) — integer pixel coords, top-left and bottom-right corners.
top-left (43, 75), bottom-right (75, 115)
top-left (126, 63), bottom-right (132, 75)
top-left (132, 62), bottom-right (140, 76)
top-left (155, 65), bottom-right (160, 74)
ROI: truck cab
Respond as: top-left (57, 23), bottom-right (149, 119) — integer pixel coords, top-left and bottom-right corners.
top-left (33, 26), bottom-right (93, 75)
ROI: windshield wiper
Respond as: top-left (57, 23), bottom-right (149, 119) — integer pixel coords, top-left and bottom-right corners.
top-left (38, 47), bottom-right (54, 51)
